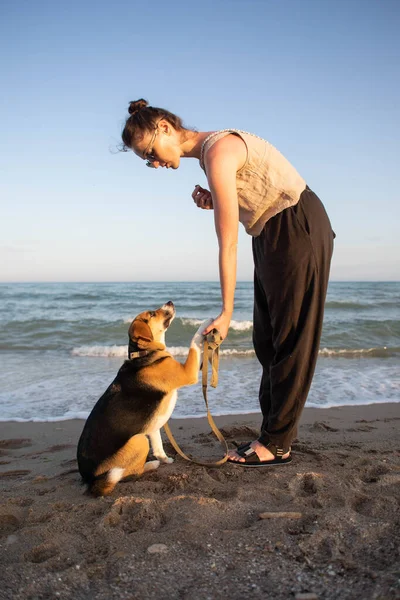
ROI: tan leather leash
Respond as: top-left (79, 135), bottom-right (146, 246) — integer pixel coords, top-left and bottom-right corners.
top-left (163, 329), bottom-right (229, 467)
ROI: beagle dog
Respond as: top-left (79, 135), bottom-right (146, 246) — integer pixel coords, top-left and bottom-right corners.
top-left (77, 301), bottom-right (212, 496)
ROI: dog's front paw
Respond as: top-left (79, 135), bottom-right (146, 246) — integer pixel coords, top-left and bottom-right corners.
top-left (191, 318), bottom-right (214, 349)
top-left (159, 455), bottom-right (174, 464)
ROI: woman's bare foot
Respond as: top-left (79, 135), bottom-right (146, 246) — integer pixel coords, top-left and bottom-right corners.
top-left (228, 440), bottom-right (290, 462)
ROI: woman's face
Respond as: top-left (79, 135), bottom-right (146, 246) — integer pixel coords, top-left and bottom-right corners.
top-left (132, 120), bottom-right (181, 169)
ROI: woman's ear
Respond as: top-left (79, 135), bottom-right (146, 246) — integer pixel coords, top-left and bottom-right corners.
top-left (159, 119), bottom-right (170, 136)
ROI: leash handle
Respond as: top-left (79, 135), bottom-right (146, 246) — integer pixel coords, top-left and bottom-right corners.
top-left (164, 329), bottom-right (229, 467)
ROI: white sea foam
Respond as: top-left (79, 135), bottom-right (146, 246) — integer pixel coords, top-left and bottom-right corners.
top-left (168, 347), bottom-right (255, 357)
top-left (168, 346), bottom-right (191, 356)
top-left (181, 318), bottom-right (253, 331)
top-left (219, 349), bottom-right (255, 356)
top-left (71, 345), bottom-right (396, 359)
top-left (0, 412), bottom-right (91, 423)
top-left (180, 318), bottom-right (205, 327)
top-left (70, 345), bottom-right (256, 357)
top-left (230, 320), bottom-right (253, 331)
top-left (319, 346), bottom-right (392, 358)
top-left (123, 316), bottom-right (254, 332)
top-left (71, 345), bottom-right (127, 357)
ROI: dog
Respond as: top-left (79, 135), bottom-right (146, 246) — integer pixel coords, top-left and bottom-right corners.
top-left (77, 301), bottom-right (212, 496)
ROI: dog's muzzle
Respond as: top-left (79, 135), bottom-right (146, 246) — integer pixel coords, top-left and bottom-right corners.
top-left (162, 301), bottom-right (175, 328)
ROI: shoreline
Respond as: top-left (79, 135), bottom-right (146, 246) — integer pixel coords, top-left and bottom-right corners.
top-left (1, 399), bottom-right (399, 424)
top-left (1, 402), bottom-right (399, 599)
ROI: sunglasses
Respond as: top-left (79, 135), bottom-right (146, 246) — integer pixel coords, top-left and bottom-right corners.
top-left (143, 120), bottom-right (162, 168)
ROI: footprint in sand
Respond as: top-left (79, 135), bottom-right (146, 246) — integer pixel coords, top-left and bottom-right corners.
top-left (6, 497), bottom-right (34, 507)
top-left (60, 458), bottom-right (77, 467)
top-left (0, 514), bottom-right (21, 535)
top-left (101, 497), bottom-right (167, 533)
top-left (44, 444), bottom-right (75, 452)
top-left (0, 502), bottom-right (32, 535)
top-left (25, 542), bottom-right (59, 564)
top-left (25, 444), bottom-right (76, 457)
top-left (291, 443), bottom-right (324, 462)
top-left (101, 494), bottom-right (246, 534)
top-left (220, 425), bottom-right (260, 442)
top-left (310, 422), bottom-right (339, 432)
top-left (288, 472), bottom-right (324, 497)
top-left (345, 425), bottom-right (377, 432)
top-left (352, 494), bottom-right (398, 518)
top-left (193, 434), bottom-right (215, 446)
top-left (0, 469), bottom-right (31, 479)
top-left (360, 464), bottom-right (390, 483)
top-left (57, 468), bottom-right (80, 479)
top-left (51, 501), bottom-right (74, 512)
top-left (0, 439), bottom-right (32, 450)
top-left (34, 487), bottom-right (57, 497)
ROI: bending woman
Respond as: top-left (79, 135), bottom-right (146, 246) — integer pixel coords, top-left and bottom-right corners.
top-left (121, 98), bottom-right (335, 467)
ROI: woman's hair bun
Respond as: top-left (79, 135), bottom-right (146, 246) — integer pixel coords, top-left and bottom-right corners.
top-left (128, 99), bottom-right (149, 116)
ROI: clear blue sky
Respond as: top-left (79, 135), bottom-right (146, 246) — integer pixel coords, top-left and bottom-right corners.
top-left (1, 0), bottom-right (399, 282)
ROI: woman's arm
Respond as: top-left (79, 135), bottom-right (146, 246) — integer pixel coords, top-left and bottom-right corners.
top-left (200, 135), bottom-right (246, 339)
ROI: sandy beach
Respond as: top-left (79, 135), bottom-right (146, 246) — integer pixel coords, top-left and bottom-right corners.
top-left (0, 403), bottom-right (399, 600)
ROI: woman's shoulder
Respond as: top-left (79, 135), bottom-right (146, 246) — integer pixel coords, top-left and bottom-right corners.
top-left (200, 129), bottom-right (267, 172)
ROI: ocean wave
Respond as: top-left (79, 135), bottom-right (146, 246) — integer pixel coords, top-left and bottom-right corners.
top-left (326, 301), bottom-right (369, 309)
top-left (71, 345), bottom-right (256, 358)
top-left (122, 316), bottom-right (254, 332)
top-left (71, 345), bottom-right (400, 359)
top-left (181, 318), bottom-right (253, 332)
top-left (326, 300), bottom-right (400, 310)
top-left (71, 345), bottom-right (127, 357)
top-left (2, 397), bottom-right (399, 423)
top-left (319, 346), bottom-right (399, 358)
top-left (0, 412), bottom-right (90, 423)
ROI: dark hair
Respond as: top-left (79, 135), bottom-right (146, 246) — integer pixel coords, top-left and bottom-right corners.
top-left (121, 99), bottom-right (190, 151)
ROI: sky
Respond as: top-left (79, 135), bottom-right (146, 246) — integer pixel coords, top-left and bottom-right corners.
top-left (0, 0), bottom-right (399, 282)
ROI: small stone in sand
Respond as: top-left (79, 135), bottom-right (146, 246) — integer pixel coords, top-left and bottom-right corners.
top-left (295, 594), bottom-right (318, 600)
top-left (147, 543), bottom-right (168, 554)
top-left (259, 511), bottom-right (302, 519)
top-left (6, 534), bottom-right (18, 545)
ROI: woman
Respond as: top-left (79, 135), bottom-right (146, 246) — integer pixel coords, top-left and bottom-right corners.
top-left (121, 98), bottom-right (335, 467)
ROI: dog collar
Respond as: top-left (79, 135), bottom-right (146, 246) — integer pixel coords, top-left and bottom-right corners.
top-left (129, 350), bottom-right (150, 360)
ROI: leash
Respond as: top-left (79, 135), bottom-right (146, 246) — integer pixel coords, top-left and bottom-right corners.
top-left (163, 329), bottom-right (229, 467)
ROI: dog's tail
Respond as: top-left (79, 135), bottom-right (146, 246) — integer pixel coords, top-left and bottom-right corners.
top-left (82, 467), bottom-right (125, 497)
top-left (89, 473), bottom-right (116, 497)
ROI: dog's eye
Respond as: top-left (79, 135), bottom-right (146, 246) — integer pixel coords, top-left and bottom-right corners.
top-left (149, 311), bottom-right (156, 318)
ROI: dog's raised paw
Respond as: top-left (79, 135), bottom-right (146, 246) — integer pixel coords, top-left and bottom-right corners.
top-left (191, 318), bottom-right (214, 349)
top-left (200, 317), bottom-right (214, 330)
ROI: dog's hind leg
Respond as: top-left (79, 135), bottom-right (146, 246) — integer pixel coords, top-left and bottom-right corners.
top-left (91, 434), bottom-right (151, 496)
top-left (142, 459), bottom-right (161, 472)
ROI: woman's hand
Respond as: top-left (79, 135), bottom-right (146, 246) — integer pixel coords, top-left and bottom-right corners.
top-left (202, 311), bottom-right (231, 341)
top-left (192, 184), bottom-right (213, 210)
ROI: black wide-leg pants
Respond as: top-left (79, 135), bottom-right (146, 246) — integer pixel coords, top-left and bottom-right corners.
top-left (252, 186), bottom-right (335, 452)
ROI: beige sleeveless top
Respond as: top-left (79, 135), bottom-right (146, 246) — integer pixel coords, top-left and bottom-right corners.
top-left (200, 129), bottom-right (306, 236)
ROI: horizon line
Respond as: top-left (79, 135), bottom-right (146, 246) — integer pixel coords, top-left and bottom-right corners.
top-left (0, 280), bottom-right (399, 285)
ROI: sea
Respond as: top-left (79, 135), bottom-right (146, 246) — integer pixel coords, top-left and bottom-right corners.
top-left (0, 281), bottom-right (399, 422)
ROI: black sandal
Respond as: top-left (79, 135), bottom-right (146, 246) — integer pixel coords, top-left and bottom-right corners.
top-left (228, 441), bottom-right (292, 467)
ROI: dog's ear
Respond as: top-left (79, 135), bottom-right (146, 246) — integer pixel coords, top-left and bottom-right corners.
top-left (129, 320), bottom-right (153, 349)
